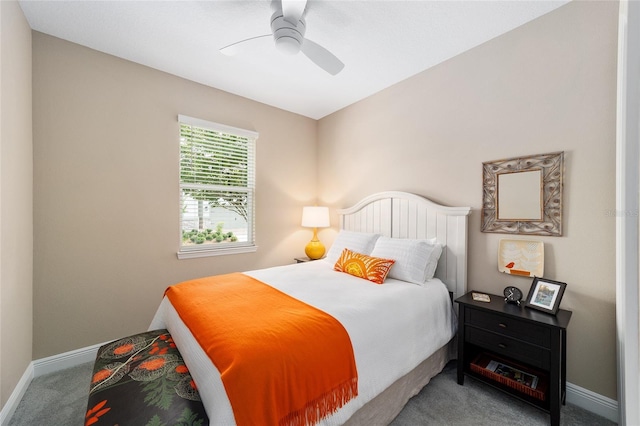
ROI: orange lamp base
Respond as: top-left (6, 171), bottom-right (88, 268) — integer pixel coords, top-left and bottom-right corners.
top-left (304, 228), bottom-right (326, 260)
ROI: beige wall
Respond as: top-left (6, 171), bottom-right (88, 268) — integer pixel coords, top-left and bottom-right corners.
top-left (0, 0), bottom-right (33, 408)
top-left (32, 33), bottom-right (317, 359)
top-left (318, 1), bottom-right (618, 399)
top-left (20, 0), bottom-right (621, 408)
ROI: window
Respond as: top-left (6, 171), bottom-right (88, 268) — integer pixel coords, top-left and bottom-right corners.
top-left (177, 115), bottom-right (258, 259)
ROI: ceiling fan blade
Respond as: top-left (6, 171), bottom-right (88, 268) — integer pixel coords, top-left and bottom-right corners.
top-left (301, 38), bottom-right (344, 75)
top-left (220, 34), bottom-right (271, 56)
top-left (281, 0), bottom-right (307, 24)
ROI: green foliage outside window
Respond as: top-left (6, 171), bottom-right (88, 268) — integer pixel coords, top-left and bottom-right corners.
top-left (181, 223), bottom-right (238, 245)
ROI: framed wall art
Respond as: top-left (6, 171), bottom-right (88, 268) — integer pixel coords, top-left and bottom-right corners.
top-left (498, 239), bottom-right (544, 277)
top-left (481, 152), bottom-right (564, 236)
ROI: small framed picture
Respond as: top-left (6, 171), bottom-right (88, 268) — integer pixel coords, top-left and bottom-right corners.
top-left (524, 277), bottom-right (567, 315)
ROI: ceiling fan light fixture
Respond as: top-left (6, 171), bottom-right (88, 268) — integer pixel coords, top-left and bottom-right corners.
top-left (271, 12), bottom-right (305, 55)
top-left (221, 1), bottom-right (344, 75)
top-left (275, 36), bottom-right (301, 55)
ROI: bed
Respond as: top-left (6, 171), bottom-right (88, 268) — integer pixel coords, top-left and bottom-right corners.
top-left (150, 191), bottom-right (471, 425)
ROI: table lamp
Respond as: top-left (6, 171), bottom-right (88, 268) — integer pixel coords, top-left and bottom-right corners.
top-left (301, 206), bottom-right (330, 260)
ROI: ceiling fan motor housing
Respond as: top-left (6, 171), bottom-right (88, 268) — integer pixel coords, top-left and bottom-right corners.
top-left (270, 12), bottom-right (306, 55)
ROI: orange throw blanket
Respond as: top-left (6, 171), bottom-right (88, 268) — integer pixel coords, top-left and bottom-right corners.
top-left (165, 273), bottom-right (358, 426)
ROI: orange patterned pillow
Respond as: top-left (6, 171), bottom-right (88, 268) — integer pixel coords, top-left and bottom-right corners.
top-left (334, 248), bottom-right (396, 284)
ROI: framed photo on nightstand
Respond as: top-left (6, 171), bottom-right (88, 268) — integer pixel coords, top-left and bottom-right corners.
top-left (524, 277), bottom-right (567, 315)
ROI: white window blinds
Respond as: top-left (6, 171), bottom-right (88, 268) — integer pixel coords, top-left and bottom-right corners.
top-left (177, 115), bottom-right (258, 258)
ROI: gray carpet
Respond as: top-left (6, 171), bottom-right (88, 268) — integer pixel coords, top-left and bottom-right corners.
top-left (390, 362), bottom-right (616, 426)
top-left (7, 360), bottom-right (615, 425)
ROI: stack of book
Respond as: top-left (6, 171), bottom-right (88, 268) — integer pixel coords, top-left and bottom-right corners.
top-left (470, 353), bottom-right (548, 401)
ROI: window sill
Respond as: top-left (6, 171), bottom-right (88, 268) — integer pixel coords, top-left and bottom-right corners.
top-left (177, 245), bottom-right (257, 260)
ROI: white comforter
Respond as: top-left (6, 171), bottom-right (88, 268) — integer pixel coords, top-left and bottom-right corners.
top-left (149, 260), bottom-right (456, 425)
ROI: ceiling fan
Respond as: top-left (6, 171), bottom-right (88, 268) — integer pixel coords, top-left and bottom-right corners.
top-left (220, 0), bottom-right (345, 76)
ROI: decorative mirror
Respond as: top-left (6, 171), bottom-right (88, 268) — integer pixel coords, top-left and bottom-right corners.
top-left (482, 152), bottom-right (564, 236)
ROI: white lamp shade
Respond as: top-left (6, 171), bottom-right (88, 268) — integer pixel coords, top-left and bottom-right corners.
top-left (301, 206), bottom-right (330, 228)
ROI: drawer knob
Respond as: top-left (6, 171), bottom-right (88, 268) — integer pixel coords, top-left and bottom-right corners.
top-left (499, 323), bottom-right (507, 328)
top-left (498, 343), bottom-right (507, 349)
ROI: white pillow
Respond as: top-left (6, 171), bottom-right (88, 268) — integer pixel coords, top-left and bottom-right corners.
top-left (325, 230), bottom-right (381, 264)
top-left (370, 237), bottom-right (443, 284)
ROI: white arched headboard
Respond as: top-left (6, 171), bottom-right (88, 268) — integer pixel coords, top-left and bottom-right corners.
top-left (337, 191), bottom-right (471, 301)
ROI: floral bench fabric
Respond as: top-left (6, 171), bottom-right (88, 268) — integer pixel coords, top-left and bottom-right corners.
top-left (85, 329), bottom-right (209, 426)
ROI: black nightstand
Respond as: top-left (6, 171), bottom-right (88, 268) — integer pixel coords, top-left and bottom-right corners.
top-left (455, 292), bottom-right (572, 426)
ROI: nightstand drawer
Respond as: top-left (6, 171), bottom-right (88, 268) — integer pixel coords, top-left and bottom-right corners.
top-left (465, 327), bottom-right (550, 370)
top-left (466, 308), bottom-right (551, 348)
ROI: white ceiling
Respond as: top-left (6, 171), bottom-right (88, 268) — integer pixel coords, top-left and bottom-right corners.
top-left (19, 0), bottom-right (569, 120)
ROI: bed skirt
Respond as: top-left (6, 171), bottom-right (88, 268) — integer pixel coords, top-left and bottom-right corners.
top-left (344, 339), bottom-right (453, 425)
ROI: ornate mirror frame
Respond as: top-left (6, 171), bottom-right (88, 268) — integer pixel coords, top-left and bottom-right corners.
top-left (482, 151), bottom-right (564, 236)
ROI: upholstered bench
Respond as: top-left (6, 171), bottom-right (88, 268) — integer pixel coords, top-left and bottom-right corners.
top-left (85, 329), bottom-right (209, 426)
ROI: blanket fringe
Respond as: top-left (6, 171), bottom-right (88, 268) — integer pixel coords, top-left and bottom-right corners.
top-left (279, 377), bottom-right (358, 426)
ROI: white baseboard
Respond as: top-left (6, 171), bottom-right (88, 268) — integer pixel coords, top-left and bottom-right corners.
top-left (1, 342), bottom-right (621, 425)
top-left (32, 341), bottom-right (103, 377)
top-left (567, 382), bottom-right (619, 424)
top-left (0, 341), bottom-right (105, 426)
top-left (0, 363), bottom-right (33, 426)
